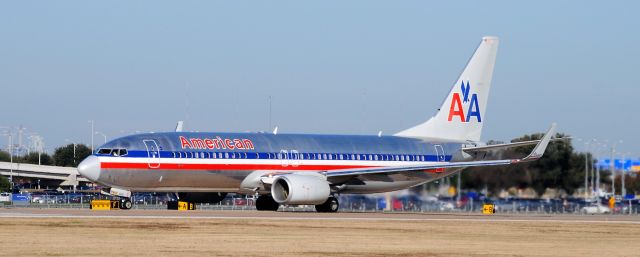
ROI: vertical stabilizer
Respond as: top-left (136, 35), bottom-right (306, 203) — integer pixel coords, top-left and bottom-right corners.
top-left (395, 36), bottom-right (499, 142)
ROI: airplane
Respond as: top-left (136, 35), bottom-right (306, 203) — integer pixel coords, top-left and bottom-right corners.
top-left (77, 36), bottom-right (557, 212)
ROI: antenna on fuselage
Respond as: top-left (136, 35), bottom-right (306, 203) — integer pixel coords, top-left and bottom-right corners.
top-left (175, 121), bottom-right (184, 132)
top-left (272, 126), bottom-right (278, 135)
top-left (378, 131), bottom-right (382, 137)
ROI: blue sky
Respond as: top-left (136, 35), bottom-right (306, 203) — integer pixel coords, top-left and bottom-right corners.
top-left (0, 1), bottom-right (638, 158)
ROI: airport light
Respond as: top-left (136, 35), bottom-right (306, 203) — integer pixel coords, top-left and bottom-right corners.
top-left (577, 138), bottom-right (595, 198)
top-left (8, 134), bottom-right (13, 190)
top-left (88, 120), bottom-right (94, 153)
top-left (95, 131), bottom-right (107, 144)
top-left (65, 139), bottom-right (77, 165)
top-left (593, 140), bottom-right (611, 196)
top-left (620, 152), bottom-right (631, 197)
top-left (610, 140), bottom-right (623, 196)
top-left (2, 128), bottom-right (14, 191)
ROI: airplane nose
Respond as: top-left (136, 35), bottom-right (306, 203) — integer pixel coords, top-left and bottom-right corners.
top-left (77, 155), bottom-right (101, 181)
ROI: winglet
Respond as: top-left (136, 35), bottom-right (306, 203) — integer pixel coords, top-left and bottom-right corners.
top-left (519, 123), bottom-right (556, 162)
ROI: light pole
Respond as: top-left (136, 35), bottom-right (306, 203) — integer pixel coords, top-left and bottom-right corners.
top-left (8, 134), bottom-right (13, 190)
top-left (88, 120), bottom-right (94, 153)
top-left (578, 138), bottom-right (594, 199)
top-left (610, 140), bottom-right (623, 196)
top-left (620, 152), bottom-right (631, 197)
top-left (65, 139), bottom-right (77, 165)
top-left (589, 140), bottom-right (596, 196)
top-left (594, 140), bottom-right (609, 197)
top-left (95, 131), bottom-right (107, 144)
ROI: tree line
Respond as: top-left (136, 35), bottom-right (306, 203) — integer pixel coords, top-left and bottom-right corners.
top-left (462, 133), bottom-right (640, 196)
top-left (0, 144), bottom-right (92, 168)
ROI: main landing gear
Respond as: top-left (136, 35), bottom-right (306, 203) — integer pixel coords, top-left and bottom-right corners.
top-left (315, 196), bottom-right (339, 213)
top-left (255, 195), bottom-right (280, 211)
top-left (119, 198), bottom-right (133, 210)
top-left (255, 195), bottom-right (339, 212)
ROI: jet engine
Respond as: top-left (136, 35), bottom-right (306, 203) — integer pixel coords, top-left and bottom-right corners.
top-left (177, 192), bottom-right (228, 204)
top-left (271, 174), bottom-right (330, 205)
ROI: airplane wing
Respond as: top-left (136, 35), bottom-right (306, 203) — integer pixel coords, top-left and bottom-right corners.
top-left (462, 137), bottom-right (568, 153)
top-left (323, 123), bottom-right (556, 178)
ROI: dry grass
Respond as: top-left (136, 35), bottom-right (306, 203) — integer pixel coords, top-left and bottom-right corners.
top-left (1, 217), bottom-right (639, 256)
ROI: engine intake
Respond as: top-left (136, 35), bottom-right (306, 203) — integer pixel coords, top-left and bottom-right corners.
top-left (271, 174), bottom-right (330, 205)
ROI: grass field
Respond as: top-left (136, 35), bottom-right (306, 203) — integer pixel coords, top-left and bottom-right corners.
top-left (1, 215), bottom-right (639, 256)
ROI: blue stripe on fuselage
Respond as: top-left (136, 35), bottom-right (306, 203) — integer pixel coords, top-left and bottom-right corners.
top-left (96, 150), bottom-right (452, 162)
top-left (95, 132), bottom-right (462, 162)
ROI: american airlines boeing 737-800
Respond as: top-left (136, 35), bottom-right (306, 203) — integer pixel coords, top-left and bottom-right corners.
top-left (77, 36), bottom-right (557, 212)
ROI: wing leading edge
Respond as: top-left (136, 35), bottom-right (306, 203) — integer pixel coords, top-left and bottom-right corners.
top-left (324, 123), bottom-right (557, 178)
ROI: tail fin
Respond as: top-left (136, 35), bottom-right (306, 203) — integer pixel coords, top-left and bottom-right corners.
top-left (395, 36), bottom-right (499, 142)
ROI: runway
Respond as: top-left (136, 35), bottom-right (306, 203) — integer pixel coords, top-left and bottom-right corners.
top-left (1, 207), bottom-right (640, 223)
top-left (2, 208), bottom-right (639, 256)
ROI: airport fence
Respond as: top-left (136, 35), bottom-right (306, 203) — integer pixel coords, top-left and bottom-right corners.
top-left (2, 193), bottom-right (640, 215)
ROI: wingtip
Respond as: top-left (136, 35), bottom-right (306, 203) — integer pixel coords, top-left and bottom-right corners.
top-left (521, 123), bottom-right (557, 162)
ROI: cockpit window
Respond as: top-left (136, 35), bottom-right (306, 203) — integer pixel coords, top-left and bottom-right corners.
top-left (97, 148), bottom-right (128, 156)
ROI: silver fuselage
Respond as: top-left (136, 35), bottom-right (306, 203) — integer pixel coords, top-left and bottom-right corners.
top-left (77, 132), bottom-right (471, 194)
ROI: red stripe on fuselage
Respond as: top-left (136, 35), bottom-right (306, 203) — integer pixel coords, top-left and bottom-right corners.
top-left (100, 162), bottom-right (377, 171)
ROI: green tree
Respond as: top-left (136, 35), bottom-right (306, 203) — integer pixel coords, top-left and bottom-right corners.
top-left (18, 152), bottom-right (54, 165)
top-left (0, 151), bottom-right (10, 162)
top-left (0, 176), bottom-right (10, 192)
top-left (462, 133), bottom-right (585, 196)
top-left (53, 144), bottom-right (91, 167)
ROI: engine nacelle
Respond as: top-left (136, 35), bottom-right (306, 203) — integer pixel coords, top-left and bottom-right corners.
top-left (271, 174), bottom-right (330, 205)
top-left (177, 192), bottom-right (227, 204)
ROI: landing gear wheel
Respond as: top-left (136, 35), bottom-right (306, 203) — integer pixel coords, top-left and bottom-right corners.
top-left (255, 195), bottom-right (279, 211)
top-left (315, 196), bottom-right (339, 213)
top-left (120, 199), bottom-right (133, 210)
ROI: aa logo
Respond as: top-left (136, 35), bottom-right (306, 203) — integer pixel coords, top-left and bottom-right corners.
top-left (447, 81), bottom-right (481, 122)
